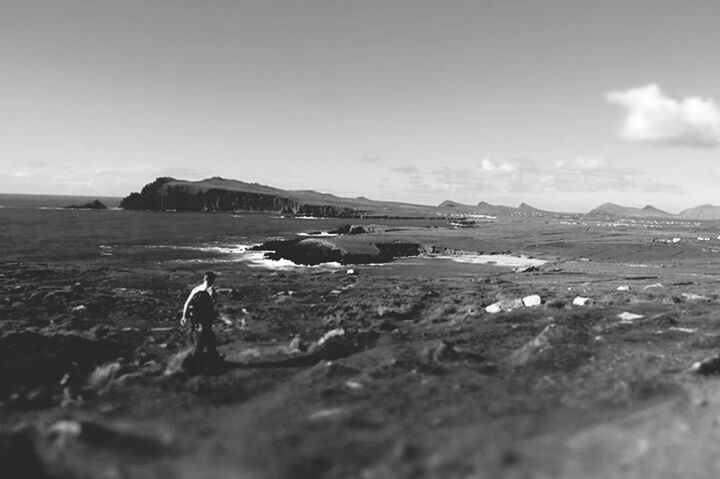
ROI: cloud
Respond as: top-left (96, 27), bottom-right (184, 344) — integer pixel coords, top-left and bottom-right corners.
top-left (360, 154), bottom-right (384, 163)
top-left (11, 171), bottom-right (34, 178)
top-left (606, 83), bottom-right (720, 147)
top-left (571, 157), bottom-right (608, 170)
top-left (391, 164), bottom-right (421, 175)
top-left (480, 158), bottom-right (516, 172)
top-left (389, 157), bottom-right (681, 204)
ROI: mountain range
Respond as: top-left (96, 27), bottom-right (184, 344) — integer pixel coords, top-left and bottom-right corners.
top-left (120, 177), bottom-right (720, 220)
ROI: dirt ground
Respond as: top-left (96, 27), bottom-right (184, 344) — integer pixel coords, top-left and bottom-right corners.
top-left (4, 212), bottom-right (720, 478)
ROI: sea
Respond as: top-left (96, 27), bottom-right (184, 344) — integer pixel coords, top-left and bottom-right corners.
top-left (0, 193), bottom-right (544, 273)
top-left (0, 193), bottom-right (123, 209)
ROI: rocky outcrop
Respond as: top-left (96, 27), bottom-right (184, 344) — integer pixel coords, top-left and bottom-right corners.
top-left (120, 177), bottom-right (361, 217)
top-left (252, 238), bottom-right (422, 265)
top-left (65, 200), bottom-right (106, 210)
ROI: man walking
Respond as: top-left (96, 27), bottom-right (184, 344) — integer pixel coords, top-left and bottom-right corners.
top-left (181, 272), bottom-right (222, 364)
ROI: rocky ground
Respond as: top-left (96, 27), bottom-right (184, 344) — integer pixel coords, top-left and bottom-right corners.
top-left (5, 213), bottom-right (720, 478)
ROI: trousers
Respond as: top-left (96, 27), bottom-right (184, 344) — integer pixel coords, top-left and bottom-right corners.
top-left (190, 319), bottom-right (219, 358)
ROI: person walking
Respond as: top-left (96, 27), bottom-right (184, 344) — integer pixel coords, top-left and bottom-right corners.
top-left (181, 271), bottom-right (222, 364)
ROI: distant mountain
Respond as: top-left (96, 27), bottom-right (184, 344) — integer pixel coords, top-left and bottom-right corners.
top-left (120, 177), bottom-right (441, 217)
top-left (437, 200), bottom-right (475, 209)
top-left (475, 201), bottom-right (517, 216)
top-left (439, 200), bottom-right (554, 217)
top-left (679, 204), bottom-right (720, 220)
top-left (517, 202), bottom-right (548, 216)
top-left (589, 202), bottom-right (675, 218)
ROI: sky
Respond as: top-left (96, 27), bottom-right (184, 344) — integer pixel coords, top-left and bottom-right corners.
top-left (2, 0), bottom-right (720, 213)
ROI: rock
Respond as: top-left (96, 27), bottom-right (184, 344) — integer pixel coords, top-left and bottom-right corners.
top-left (423, 341), bottom-right (485, 365)
top-left (164, 347), bottom-right (195, 375)
top-left (617, 285), bottom-right (631, 291)
top-left (522, 294), bottom-right (542, 307)
top-left (346, 269), bottom-right (356, 275)
top-left (643, 283), bottom-right (664, 290)
top-left (46, 419), bottom-right (174, 455)
top-left (65, 199), bottom-right (107, 209)
top-left (287, 335), bottom-right (303, 353)
top-left (308, 408), bottom-right (346, 421)
top-left (681, 293), bottom-right (709, 302)
top-left (618, 312), bottom-right (644, 322)
top-left (86, 361), bottom-right (124, 391)
top-left (47, 420), bottom-right (82, 446)
top-left (509, 324), bottom-right (566, 368)
top-left (508, 323), bottom-right (590, 371)
top-left (485, 298), bottom-right (524, 314)
top-left (691, 354), bottom-right (720, 375)
top-left (572, 296), bottom-right (592, 306)
top-left (308, 328), bottom-right (378, 360)
top-left (316, 328), bottom-right (345, 347)
top-left (274, 238), bottom-right (346, 266)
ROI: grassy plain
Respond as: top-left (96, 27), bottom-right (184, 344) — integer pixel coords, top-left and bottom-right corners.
top-left (4, 206), bottom-right (720, 478)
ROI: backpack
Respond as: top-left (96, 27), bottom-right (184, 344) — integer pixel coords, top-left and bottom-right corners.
top-left (188, 289), bottom-right (215, 324)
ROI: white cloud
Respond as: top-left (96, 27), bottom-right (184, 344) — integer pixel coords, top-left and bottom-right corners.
top-left (480, 158), bottom-right (517, 172)
top-left (391, 164), bottom-right (421, 175)
top-left (11, 171), bottom-right (33, 178)
top-left (606, 83), bottom-right (720, 147)
top-left (360, 154), bottom-right (384, 163)
top-left (571, 157), bottom-right (607, 170)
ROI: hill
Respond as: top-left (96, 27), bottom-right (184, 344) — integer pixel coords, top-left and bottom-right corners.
top-left (475, 201), bottom-right (517, 216)
top-left (588, 203), bottom-right (675, 218)
top-left (120, 177), bottom-right (440, 218)
top-left (679, 204), bottom-right (720, 220)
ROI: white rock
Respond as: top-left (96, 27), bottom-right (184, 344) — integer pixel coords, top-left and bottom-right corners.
top-left (87, 361), bottom-right (123, 390)
top-left (681, 293), bottom-right (709, 302)
top-left (573, 296), bottom-right (592, 306)
top-left (617, 285), bottom-right (631, 291)
top-left (643, 283), bottom-right (663, 290)
top-left (308, 408), bottom-right (345, 420)
top-left (668, 327), bottom-right (697, 334)
top-left (522, 294), bottom-right (542, 307)
top-left (47, 420), bottom-right (83, 446)
top-left (618, 312), bottom-right (644, 322)
top-left (346, 269), bottom-right (356, 275)
top-left (317, 328), bottom-right (345, 346)
top-left (485, 298), bottom-right (524, 314)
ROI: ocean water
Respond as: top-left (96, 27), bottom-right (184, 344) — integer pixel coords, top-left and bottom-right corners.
top-left (0, 193), bottom-right (123, 209)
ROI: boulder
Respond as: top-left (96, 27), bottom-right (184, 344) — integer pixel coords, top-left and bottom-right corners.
top-left (485, 298), bottom-right (524, 314)
top-left (572, 296), bottom-right (592, 306)
top-left (164, 347), bottom-right (195, 375)
top-left (691, 354), bottom-right (720, 375)
top-left (308, 328), bottom-right (378, 360)
top-left (618, 312), bottom-right (644, 322)
top-left (86, 361), bottom-right (124, 391)
top-left (522, 295), bottom-right (542, 307)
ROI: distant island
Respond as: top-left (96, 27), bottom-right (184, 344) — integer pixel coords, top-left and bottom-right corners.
top-left (65, 199), bottom-right (107, 210)
top-left (120, 176), bottom-right (720, 220)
